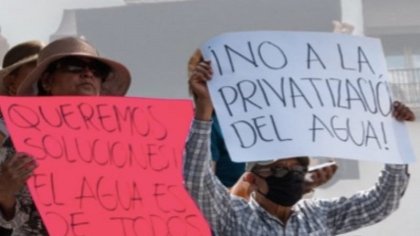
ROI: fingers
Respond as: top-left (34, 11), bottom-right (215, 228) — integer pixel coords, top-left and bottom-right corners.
top-left (188, 61), bottom-right (212, 91)
top-left (229, 172), bottom-right (255, 200)
top-left (7, 153), bottom-right (35, 168)
top-left (188, 61), bottom-right (214, 115)
top-left (392, 101), bottom-right (415, 121)
top-left (242, 172), bottom-right (255, 183)
top-left (242, 172), bottom-right (258, 192)
top-left (332, 21), bottom-right (354, 34)
top-left (319, 164), bottom-right (337, 183)
top-left (0, 153), bottom-right (38, 197)
top-left (190, 61), bottom-right (213, 82)
top-left (307, 162), bottom-right (338, 188)
top-left (19, 165), bottom-right (37, 181)
top-left (187, 49), bottom-right (204, 77)
top-left (4, 153), bottom-right (37, 180)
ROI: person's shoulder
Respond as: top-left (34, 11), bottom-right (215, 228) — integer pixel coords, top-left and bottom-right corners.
top-left (295, 198), bottom-right (342, 211)
top-left (292, 199), bottom-right (335, 220)
top-left (230, 194), bottom-right (251, 208)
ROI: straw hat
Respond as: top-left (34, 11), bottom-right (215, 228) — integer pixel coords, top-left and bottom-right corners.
top-left (0, 40), bottom-right (44, 94)
top-left (17, 37), bottom-right (131, 96)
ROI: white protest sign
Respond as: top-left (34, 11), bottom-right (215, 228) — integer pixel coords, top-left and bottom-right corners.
top-left (201, 31), bottom-right (415, 164)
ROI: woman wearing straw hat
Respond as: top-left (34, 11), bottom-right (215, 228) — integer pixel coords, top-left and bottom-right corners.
top-left (0, 41), bottom-right (45, 147)
top-left (0, 40), bottom-right (44, 96)
top-left (0, 36), bottom-right (131, 235)
top-left (0, 39), bottom-right (44, 236)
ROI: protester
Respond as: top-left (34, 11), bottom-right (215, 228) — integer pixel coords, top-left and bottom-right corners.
top-left (0, 36), bottom-right (131, 235)
top-left (184, 55), bottom-right (413, 235)
top-left (188, 49), bottom-right (338, 198)
top-left (201, 21), bottom-right (355, 191)
top-left (0, 40), bottom-right (44, 96)
top-left (0, 40), bottom-right (44, 140)
top-left (188, 49), bottom-right (246, 187)
top-left (0, 40), bottom-right (44, 236)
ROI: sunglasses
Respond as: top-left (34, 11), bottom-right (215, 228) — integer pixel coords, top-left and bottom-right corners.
top-left (252, 165), bottom-right (307, 178)
top-left (49, 57), bottom-right (111, 80)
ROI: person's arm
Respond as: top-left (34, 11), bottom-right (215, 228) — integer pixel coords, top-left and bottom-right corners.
top-left (210, 115), bottom-right (221, 174)
top-left (322, 101), bottom-right (414, 234)
top-left (183, 51), bottom-right (241, 232)
top-left (0, 151), bottom-right (36, 229)
top-left (319, 164), bottom-right (409, 234)
top-left (184, 120), bottom-right (238, 227)
top-left (0, 194), bottom-right (29, 229)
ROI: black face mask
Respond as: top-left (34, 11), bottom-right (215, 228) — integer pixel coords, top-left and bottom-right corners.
top-left (261, 171), bottom-right (305, 206)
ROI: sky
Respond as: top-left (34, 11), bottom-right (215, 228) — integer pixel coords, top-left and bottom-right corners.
top-left (0, 0), bottom-right (124, 46)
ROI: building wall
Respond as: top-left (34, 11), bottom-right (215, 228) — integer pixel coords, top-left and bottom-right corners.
top-left (72, 0), bottom-right (339, 98)
top-left (362, 1), bottom-right (420, 108)
top-left (363, 0), bottom-right (420, 35)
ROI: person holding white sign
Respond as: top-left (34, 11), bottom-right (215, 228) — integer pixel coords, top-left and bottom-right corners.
top-left (184, 57), bottom-right (413, 235)
top-left (188, 49), bottom-right (339, 197)
top-left (0, 37), bottom-right (131, 235)
top-left (195, 21), bottom-right (358, 193)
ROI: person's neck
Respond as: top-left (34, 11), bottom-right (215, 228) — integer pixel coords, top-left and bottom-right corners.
top-left (255, 193), bottom-right (293, 223)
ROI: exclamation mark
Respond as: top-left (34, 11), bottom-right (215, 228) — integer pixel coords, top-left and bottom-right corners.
top-left (381, 121), bottom-right (389, 150)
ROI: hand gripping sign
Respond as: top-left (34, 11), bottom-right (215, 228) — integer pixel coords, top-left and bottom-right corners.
top-left (201, 31), bottom-right (415, 164)
top-left (0, 96), bottom-right (211, 236)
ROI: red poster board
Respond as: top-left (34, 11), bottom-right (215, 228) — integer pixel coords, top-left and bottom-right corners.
top-left (0, 96), bottom-right (210, 236)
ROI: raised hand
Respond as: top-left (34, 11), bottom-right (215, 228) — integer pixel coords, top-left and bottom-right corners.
top-left (187, 50), bottom-right (213, 120)
top-left (392, 101), bottom-right (415, 121)
top-left (304, 162), bottom-right (338, 194)
top-left (0, 152), bottom-right (37, 215)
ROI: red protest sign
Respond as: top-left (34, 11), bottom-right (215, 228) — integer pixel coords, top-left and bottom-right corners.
top-left (0, 96), bottom-right (210, 236)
